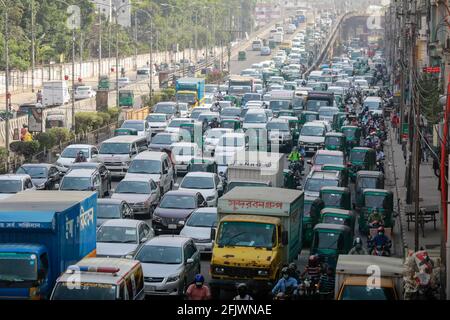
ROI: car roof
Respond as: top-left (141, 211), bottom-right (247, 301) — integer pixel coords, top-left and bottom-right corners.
top-left (100, 219), bottom-right (142, 228)
top-left (183, 172), bottom-right (215, 178)
top-left (64, 169), bottom-right (97, 177)
top-left (193, 207), bottom-right (218, 214)
top-left (133, 151), bottom-right (167, 160)
top-left (148, 113), bottom-right (168, 117)
top-left (120, 177), bottom-right (153, 183)
top-left (164, 190), bottom-right (199, 197)
top-left (64, 144), bottom-right (95, 149)
top-left (20, 163), bottom-right (53, 168)
top-left (172, 142), bottom-right (198, 148)
top-left (315, 150), bottom-right (344, 156)
top-left (0, 174), bottom-right (30, 181)
top-left (145, 235), bottom-right (192, 246)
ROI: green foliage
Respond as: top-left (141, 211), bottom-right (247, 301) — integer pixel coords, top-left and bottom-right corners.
top-left (9, 141), bottom-right (40, 161)
top-left (161, 88), bottom-right (176, 101)
top-left (36, 132), bottom-right (56, 150)
top-left (107, 108), bottom-right (120, 123)
top-left (418, 74), bottom-right (441, 125)
top-left (75, 112), bottom-right (106, 134)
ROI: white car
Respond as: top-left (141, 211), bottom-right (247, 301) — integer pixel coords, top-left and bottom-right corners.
top-left (242, 109), bottom-right (268, 130)
top-left (0, 174), bottom-right (35, 200)
top-left (146, 113), bottom-right (170, 135)
top-left (214, 133), bottom-right (247, 168)
top-left (74, 86), bottom-right (96, 100)
top-left (56, 144), bottom-right (99, 169)
top-left (203, 128), bottom-right (234, 155)
top-left (298, 122), bottom-right (327, 155)
top-left (176, 172), bottom-right (223, 207)
top-left (171, 142), bottom-right (200, 174)
top-left (178, 103), bottom-right (190, 118)
top-left (180, 208), bottom-right (218, 253)
top-left (118, 77), bottom-right (131, 88)
top-left (165, 118), bottom-right (194, 134)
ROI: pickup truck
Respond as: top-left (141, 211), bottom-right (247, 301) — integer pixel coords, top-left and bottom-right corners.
top-left (210, 187), bottom-right (304, 298)
top-left (335, 255), bottom-right (404, 300)
top-left (0, 191), bottom-right (97, 299)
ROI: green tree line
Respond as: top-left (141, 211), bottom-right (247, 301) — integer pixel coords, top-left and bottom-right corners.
top-left (0, 0), bottom-right (257, 72)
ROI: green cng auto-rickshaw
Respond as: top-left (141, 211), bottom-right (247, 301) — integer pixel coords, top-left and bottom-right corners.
top-left (299, 111), bottom-right (320, 127)
top-left (119, 90), bottom-right (135, 107)
top-left (224, 95), bottom-right (241, 108)
top-left (324, 132), bottom-right (347, 153)
top-left (220, 119), bottom-right (242, 131)
top-left (114, 128), bottom-right (138, 136)
top-left (302, 196), bottom-right (324, 247)
top-left (332, 112), bottom-right (348, 132)
top-left (348, 147), bottom-right (376, 182)
top-left (180, 122), bottom-right (204, 146)
top-left (355, 171), bottom-right (385, 209)
top-left (359, 189), bottom-right (394, 234)
top-left (238, 51), bottom-right (247, 61)
top-left (320, 208), bottom-right (356, 231)
top-left (311, 223), bottom-right (353, 268)
top-left (341, 126), bottom-right (362, 153)
top-left (319, 186), bottom-right (352, 211)
top-left (321, 164), bottom-right (349, 187)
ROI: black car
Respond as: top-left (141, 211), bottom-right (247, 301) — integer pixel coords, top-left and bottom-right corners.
top-left (16, 163), bottom-right (65, 190)
top-left (152, 190), bottom-right (207, 235)
top-left (97, 199), bottom-right (133, 228)
top-left (68, 162), bottom-right (112, 192)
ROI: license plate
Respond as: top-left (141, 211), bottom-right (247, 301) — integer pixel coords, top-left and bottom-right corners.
top-left (307, 147), bottom-right (314, 151)
top-left (168, 224), bottom-right (177, 229)
top-left (147, 285), bottom-right (156, 291)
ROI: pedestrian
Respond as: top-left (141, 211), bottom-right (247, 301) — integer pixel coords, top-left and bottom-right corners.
top-left (20, 124), bottom-right (28, 141)
top-left (36, 90), bottom-right (43, 103)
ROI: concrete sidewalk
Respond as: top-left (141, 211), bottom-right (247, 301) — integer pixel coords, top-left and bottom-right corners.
top-left (387, 125), bottom-right (442, 257)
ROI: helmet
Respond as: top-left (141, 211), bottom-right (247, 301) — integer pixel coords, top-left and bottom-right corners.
top-left (308, 255), bottom-right (319, 267)
top-left (281, 267), bottom-right (289, 276)
top-left (377, 226), bottom-right (385, 234)
top-left (78, 151), bottom-right (84, 155)
top-left (288, 262), bottom-right (297, 271)
top-left (353, 237), bottom-right (363, 247)
top-left (237, 283), bottom-right (248, 296)
top-left (194, 274), bottom-right (204, 284)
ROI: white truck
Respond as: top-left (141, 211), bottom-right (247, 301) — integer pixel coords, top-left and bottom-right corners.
top-left (272, 32), bottom-right (284, 44)
top-left (42, 81), bottom-right (70, 107)
top-left (226, 151), bottom-right (285, 192)
top-left (335, 255), bottom-right (404, 300)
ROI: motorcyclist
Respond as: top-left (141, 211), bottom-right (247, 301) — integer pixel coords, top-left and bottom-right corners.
top-left (369, 226), bottom-right (392, 256)
top-left (74, 151), bottom-right (87, 163)
top-left (348, 237), bottom-right (368, 255)
top-left (318, 266), bottom-right (335, 300)
top-left (288, 262), bottom-right (301, 282)
top-left (368, 208), bottom-right (384, 229)
top-left (210, 117), bottom-right (219, 129)
top-left (301, 255), bottom-right (321, 285)
top-left (376, 146), bottom-right (385, 162)
top-left (288, 146), bottom-right (301, 162)
top-left (233, 283), bottom-right (253, 300)
top-left (186, 274), bottom-right (211, 300)
top-left (272, 267), bottom-right (298, 299)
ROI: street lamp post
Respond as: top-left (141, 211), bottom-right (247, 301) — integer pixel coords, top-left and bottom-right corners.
top-left (1, 0), bottom-right (10, 170)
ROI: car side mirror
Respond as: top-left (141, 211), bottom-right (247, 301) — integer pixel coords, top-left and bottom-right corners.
top-left (281, 231), bottom-right (289, 246)
top-left (174, 183), bottom-right (179, 189)
top-left (186, 258), bottom-right (194, 265)
top-left (125, 255), bottom-right (133, 260)
top-left (55, 184), bottom-right (60, 189)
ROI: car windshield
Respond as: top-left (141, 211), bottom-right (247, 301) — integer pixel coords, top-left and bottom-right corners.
top-left (97, 226), bottom-right (137, 244)
top-left (181, 176), bottom-right (214, 189)
top-left (0, 253), bottom-right (37, 282)
top-left (61, 147), bottom-right (89, 158)
top-left (186, 211), bottom-right (217, 228)
top-left (135, 245), bottom-right (182, 264)
top-left (98, 204), bottom-right (122, 219)
top-left (340, 285), bottom-right (396, 300)
top-left (154, 105), bottom-right (175, 114)
top-left (305, 178), bottom-right (338, 192)
top-left (60, 177), bottom-right (91, 191)
top-left (322, 193), bottom-right (344, 207)
top-left (173, 146), bottom-right (195, 156)
top-left (301, 126), bottom-right (325, 136)
top-left (307, 100), bottom-right (329, 112)
top-left (244, 113), bottom-right (266, 123)
top-left (115, 181), bottom-right (151, 194)
top-left (364, 101), bottom-right (381, 110)
top-left (218, 136), bottom-right (244, 147)
top-left (147, 115), bottom-right (167, 122)
top-left (16, 166), bottom-right (47, 178)
top-left (51, 282), bottom-right (117, 300)
top-left (169, 120), bottom-right (188, 128)
top-left (99, 143), bottom-right (130, 155)
top-left (152, 134), bottom-right (175, 145)
top-left (128, 160), bottom-right (161, 174)
top-left (315, 154), bottom-right (344, 165)
top-left (350, 151), bottom-right (367, 162)
top-left (267, 122), bottom-right (289, 131)
top-left (191, 110), bottom-right (208, 119)
top-left (160, 195), bottom-right (196, 209)
top-left (319, 109), bottom-right (338, 117)
top-left (217, 221), bottom-right (276, 249)
top-left (176, 93), bottom-right (196, 103)
top-left (221, 108), bottom-right (240, 117)
top-left (269, 101), bottom-right (290, 111)
top-left (315, 231), bottom-right (342, 250)
top-left (122, 122), bottom-right (144, 131)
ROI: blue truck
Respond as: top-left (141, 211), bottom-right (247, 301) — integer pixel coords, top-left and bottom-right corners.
top-left (0, 191), bottom-right (97, 300)
top-left (175, 77), bottom-right (205, 106)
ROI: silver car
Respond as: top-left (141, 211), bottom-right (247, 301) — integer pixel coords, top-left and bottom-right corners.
top-left (180, 208), bottom-right (217, 254)
top-left (111, 177), bottom-right (160, 219)
top-left (134, 235), bottom-right (201, 296)
top-left (96, 219), bottom-right (154, 258)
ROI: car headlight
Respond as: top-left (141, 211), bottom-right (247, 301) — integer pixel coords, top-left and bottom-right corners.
top-left (257, 270), bottom-right (269, 276)
top-left (153, 214), bottom-right (162, 223)
top-left (206, 196), bottom-right (215, 201)
top-left (36, 183), bottom-right (46, 190)
top-left (214, 267), bottom-right (225, 274)
top-left (166, 275), bottom-right (180, 283)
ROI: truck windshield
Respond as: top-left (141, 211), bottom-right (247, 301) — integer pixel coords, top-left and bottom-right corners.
top-left (99, 143), bottom-right (131, 155)
top-left (97, 226), bottom-right (138, 244)
top-left (0, 180), bottom-right (22, 193)
top-left (340, 285), bottom-right (396, 300)
top-left (0, 253), bottom-right (37, 283)
top-left (127, 160), bottom-right (161, 174)
top-left (60, 177), bottom-right (91, 191)
top-left (176, 93), bottom-right (196, 103)
top-left (52, 282), bottom-right (117, 300)
top-left (217, 221), bottom-right (276, 249)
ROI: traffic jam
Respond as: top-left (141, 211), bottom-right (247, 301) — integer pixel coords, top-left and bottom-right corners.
top-left (0, 6), bottom-right (436, 302)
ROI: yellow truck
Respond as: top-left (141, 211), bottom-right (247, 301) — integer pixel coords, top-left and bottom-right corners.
top-left (335, 255), bottom-right (404, 300)
top-left (209, 187), bottom-right (304, 298)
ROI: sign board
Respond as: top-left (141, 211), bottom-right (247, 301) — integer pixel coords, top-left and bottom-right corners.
top-left (28, 107), bottom-right (44, 133)
top-left (402, 122), bottom-right (409, 140)
top-left (423, 66), bottom-right (441, 74)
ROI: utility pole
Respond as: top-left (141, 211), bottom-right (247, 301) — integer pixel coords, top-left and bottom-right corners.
top-left (4, 6), bottom-right (10, 171)
top-left (115, 16), bottom-right (120, 109)
top-left (31, 0), bottom-right (36, 93)
top-left (194, 11), bottom-right (198, 61)
top-left (98, 12), bottom-right (102, 79)
top-left (79, 32), bottom-right (83, 74)
top-left (71, 29), bottom-right (76, 131)
top-left (150, 20), bottom-right (153, 103)
top-left (134, 11), bottom-right (138, 71)
top-left (228, 6), bottom-right (232, 74)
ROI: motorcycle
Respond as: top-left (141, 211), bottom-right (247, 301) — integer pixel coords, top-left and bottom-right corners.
top-left (298, 276), bottom-right (318, 299)
top-left (371, 244), bottom-right (391, 257)
top-left (376, 160), bottom-right (385, 174)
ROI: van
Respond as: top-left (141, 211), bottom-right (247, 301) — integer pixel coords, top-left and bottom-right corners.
top-left (125, 151), bottom-right (175, 194)
top-left (98, 136), bottom-right (148, 177)
top-left (252, 39), bottom-right (263, 51)
top-left (50, 258), bottom-right (145, 300)
top-left (43, 81), bottom-right (70, 107)
top-left (136, 67), bottom-right (151, 82)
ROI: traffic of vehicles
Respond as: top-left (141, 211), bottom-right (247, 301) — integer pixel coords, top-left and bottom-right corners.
top-left (0, 4), bottom-right (438, 302)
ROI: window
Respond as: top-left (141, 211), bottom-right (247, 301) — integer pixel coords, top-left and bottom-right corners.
top-left (197, 194), bottom-right (206, 207)
top-left (92, 148), bottom-right (99, 155)
top-left (48, 167), bottom-right (58, 177)
top-left (184, 243), bottom-right (196, 262)
top-left (150, 180), bottom-right (157, 190)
